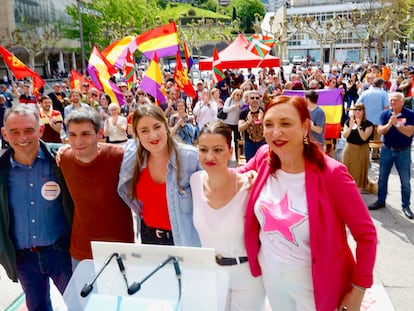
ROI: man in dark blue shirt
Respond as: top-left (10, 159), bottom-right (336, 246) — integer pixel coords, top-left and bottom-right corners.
top-left (369, 92), bottom-right (414, 219)
top-left (0, 106), bottom-right (73, 311)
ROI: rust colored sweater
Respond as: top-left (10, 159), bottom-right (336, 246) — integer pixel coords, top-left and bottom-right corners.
top-left (60, 143), bottom-right (134, 260)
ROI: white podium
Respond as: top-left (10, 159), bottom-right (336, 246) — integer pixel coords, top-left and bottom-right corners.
top-left (63, 242), bottom-right (229, 311)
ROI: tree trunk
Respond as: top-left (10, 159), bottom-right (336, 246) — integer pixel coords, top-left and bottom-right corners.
top-left (319, 42), bottom-right (324, 67)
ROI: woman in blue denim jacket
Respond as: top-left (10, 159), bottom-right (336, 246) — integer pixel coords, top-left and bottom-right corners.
top-left (118, 104), bottom-right (202, 247)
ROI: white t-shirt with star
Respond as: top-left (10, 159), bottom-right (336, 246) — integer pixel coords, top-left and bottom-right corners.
top-left (254, 170), bottom-right (311, 272)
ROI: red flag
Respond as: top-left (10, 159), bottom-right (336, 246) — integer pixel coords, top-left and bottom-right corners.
top-left (70, 69), bottom-right (98, 90)
top-left (212, 48), bottom-right (225, 83)
top-left (174, 51), bottom-right (196, 98)
top-left (124, 49), bottom-right (136, 89)
top-left (0, 45), bottom-right (45, 96)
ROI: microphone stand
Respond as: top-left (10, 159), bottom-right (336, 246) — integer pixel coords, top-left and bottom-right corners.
top-left (128, 256), bottom-right (182, 309)
top-left (80, 252), bottom-right (128, 298)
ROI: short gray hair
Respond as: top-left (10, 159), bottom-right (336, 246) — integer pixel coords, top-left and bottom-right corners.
top-left (4, 105), bottom-right (39, 125)
top-left (65, 108), bottom-right (100, 134)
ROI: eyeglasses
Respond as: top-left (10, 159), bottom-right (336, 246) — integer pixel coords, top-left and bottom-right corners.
top-left (250, 96), bottom-right (260, 100)
top-left (355, 108), bottom-right (363, 111)
top-left (137, 93), bottom-right (146, 96)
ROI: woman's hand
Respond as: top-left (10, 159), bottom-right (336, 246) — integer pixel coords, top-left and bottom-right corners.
top-left (56, 144), bottom-right (71, 167)
top-left (338, 286), bottom-right (365, 311)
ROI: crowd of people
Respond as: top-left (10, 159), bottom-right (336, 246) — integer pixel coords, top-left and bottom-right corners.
top-left (1, 57), bottom-right (414, 310)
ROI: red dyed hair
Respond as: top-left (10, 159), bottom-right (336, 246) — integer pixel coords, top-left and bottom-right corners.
top-left (264, 95), bottom-right (326, 172)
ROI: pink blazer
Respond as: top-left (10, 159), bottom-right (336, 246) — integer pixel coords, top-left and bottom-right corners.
top-left (240, 145), bottom-right (377, 310)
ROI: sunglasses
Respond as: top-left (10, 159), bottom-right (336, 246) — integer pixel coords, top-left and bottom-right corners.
top-left (92, 93), bottom-right (98, 97)
top-left (137, 93), bottom-right (146, 96)
top-left (354, 108), bottom-right (363, 111)
top-left (250, 96), bottom-right (260, 100)
top-left (125, 95), bottom-right (133, 98)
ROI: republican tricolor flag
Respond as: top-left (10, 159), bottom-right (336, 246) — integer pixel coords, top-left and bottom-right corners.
top-left (136, 22), bottom-right (179, 59)
top-left (183, 41), bottom-right (193, 72)
top-left (283, 89), bottom-right (343, 139)
top-left (102, 35), bottom-right (137, 69)
top-left (139, 51), bottom-right (166, 104)
top-left (87, 46), bottom-right (124, 106)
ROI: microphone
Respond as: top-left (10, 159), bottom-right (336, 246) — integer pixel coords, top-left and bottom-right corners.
top-left (116, 254), bottom-right (130, 289)
top-left (128, 256), bottom-right (181, 295)
top-left (80, 252), bottom-right (120, 298)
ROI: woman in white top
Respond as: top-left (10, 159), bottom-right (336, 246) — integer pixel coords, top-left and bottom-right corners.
top-left (103, 102), bottom-right (128, 145)
top-left (190, 120), bottom-right (265, 311)
top-left (193, 88), bottom-right (217, 131)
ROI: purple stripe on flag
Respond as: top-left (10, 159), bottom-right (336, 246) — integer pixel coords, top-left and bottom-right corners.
top-left (283, 89), bottom-right (343, 106)
top-left (139, 76), bottom-right (166, 103)
top-left (86, 64), bottom-right (103, 91)
top-left (109, 80), bottom-right (126, 107)
top-left (142, 45), bottom-right (180, 59)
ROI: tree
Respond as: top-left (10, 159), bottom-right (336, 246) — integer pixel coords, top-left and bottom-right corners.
top-left (228, 0), bottom-right (265, 33)
top-left (63, 0), bottom-right (160, 54)
top-left (3, 26), bottom-right (62, 77)
top-left (353, 0), bottom-right (412, 63)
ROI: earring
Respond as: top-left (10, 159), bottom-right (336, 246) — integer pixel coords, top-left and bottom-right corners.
top-left (303, 136), bottom-right (309, 145)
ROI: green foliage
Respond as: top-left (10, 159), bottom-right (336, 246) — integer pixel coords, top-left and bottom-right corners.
top-left (228, 0), bottom-right (265, 32)
top-left (202, 0), bottom-right (219, 12)
top-left (158, 0), bottom-right (168, 9)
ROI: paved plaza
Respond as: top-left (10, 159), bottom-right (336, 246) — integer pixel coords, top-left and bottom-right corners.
top-left (1, 145), bottom-right (414, 310)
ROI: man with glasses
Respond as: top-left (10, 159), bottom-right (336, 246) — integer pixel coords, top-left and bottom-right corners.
top-left (238, 91), bottom-right (265, 161)
top-left (121, 91), bottom-right (137, 117)
top-left (84, 87), bottom-right (99, 109)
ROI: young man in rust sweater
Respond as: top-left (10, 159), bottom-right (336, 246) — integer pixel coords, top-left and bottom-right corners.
top-left (59, 108), bottom-right (134, 267)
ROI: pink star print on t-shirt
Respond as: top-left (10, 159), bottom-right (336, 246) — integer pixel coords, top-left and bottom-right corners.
top-left (260, 193), bottom-right (306, 245)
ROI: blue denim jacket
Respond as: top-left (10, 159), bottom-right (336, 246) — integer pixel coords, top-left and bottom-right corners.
top-left (118, 139), bottom-right (202, 247)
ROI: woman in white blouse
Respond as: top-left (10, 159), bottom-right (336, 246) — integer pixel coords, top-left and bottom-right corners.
top-left (103, 102), bottom-right (128, 145)
top-left (190, 120), bottom-right (265, 311)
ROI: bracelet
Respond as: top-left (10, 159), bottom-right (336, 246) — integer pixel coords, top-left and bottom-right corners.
top-left (352, 283), bottom-right (366, 291)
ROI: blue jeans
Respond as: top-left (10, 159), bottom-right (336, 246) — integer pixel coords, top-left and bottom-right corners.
top-left (244, 140), bottom-right (266, 162)
top-left (16, 236), bottom-right (72, 311)
top-left (378, 146), bottom-right (411, 208)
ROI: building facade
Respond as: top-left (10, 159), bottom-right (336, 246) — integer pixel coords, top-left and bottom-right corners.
top-left (263, 0), bottom-right (395, 64)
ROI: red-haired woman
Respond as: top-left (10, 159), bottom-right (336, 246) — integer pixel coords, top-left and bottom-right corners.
top-left (239, 95), bottom-right (377, 310)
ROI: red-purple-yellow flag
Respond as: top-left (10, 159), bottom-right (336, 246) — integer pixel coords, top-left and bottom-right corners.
top-left (174, 51), bottom-right (196, 98)
top-left (183, 41), bottom-right (193, 72)
top-left (136, 22), bottom-right (179, 59)
top-left (283, 89), bottom-right (343, 139)
top-left (87, 46), bottom-right (124, 106)
top-left (213, 48), bottom-right (225, 83)
top-left (102, 36), bottom-right (137, 69)
top-left (0, 45), bottom-right (44, 97)
top-left (139, 51), bottom-right (166, 104)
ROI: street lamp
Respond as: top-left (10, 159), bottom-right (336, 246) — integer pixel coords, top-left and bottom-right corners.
top-left (77, 0), bottom-right (86, 73)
